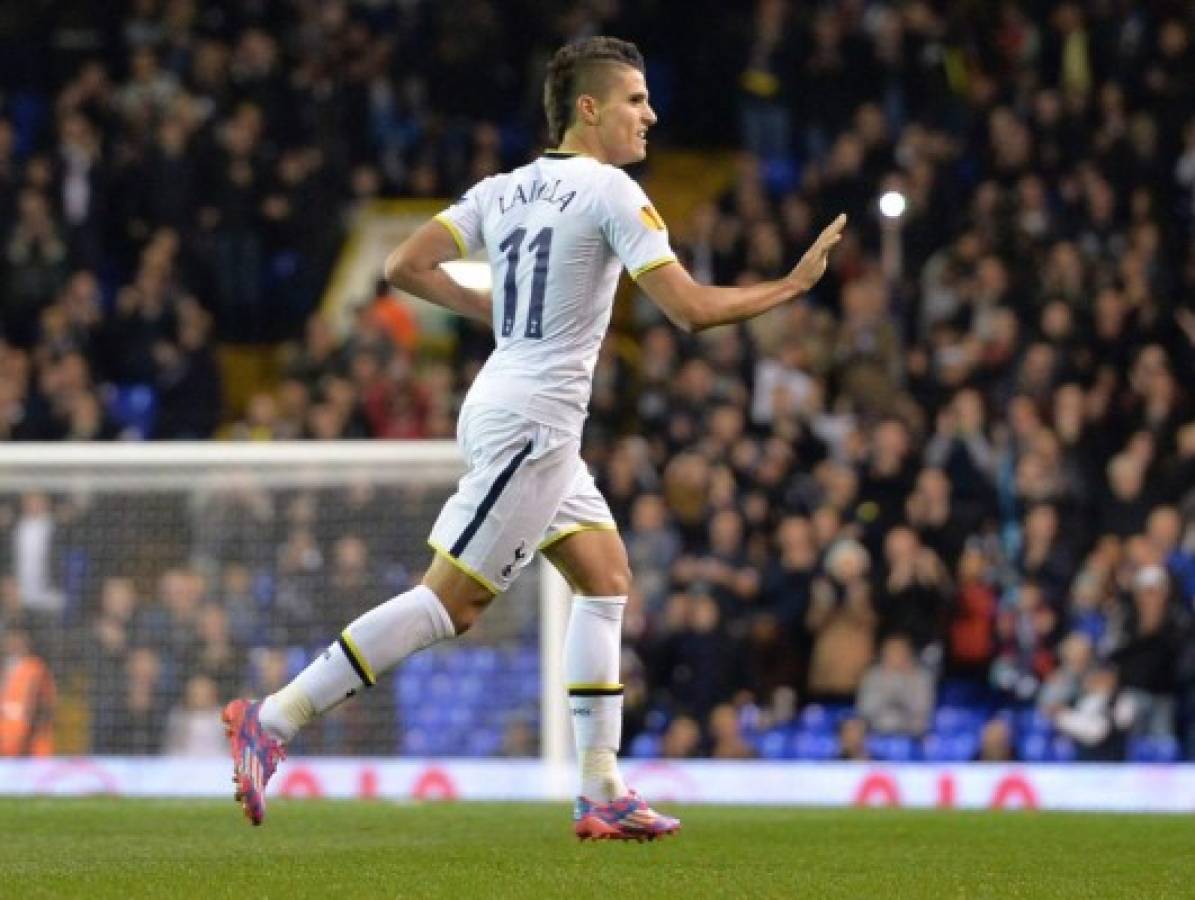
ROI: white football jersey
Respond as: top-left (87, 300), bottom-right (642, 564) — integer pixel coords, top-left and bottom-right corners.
top-left (435, 151), bottom-right (676, 436)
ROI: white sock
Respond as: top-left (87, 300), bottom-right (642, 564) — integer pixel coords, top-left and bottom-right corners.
top-left (259, 584), bottom-right (455, 742)
top-left (564, 594), bottom-right (628, 802)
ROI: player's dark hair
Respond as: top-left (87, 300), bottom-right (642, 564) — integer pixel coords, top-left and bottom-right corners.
top-left (543, 36), bottom-right (645, 146)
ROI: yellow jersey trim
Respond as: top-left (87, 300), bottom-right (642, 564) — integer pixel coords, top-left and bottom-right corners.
top-left (433, 214), bottom-right (468, 258)
top-left (537, 522), bottom-right (619, 552)
top-left (629, 256), bottom-right (678, 280)
top-left (339, 630), bottom-right (377, 686)
top-left (428, 540), bottom-right (500, 595)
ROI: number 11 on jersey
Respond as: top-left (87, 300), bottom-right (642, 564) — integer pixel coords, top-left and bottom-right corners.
top-left (498, 226), bottom-right (554, 339)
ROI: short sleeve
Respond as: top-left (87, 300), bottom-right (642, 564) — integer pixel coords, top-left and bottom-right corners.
top-left (599, 170), bottom-right (677, 280)
top-left (434, 180), bottom-right (488, 257)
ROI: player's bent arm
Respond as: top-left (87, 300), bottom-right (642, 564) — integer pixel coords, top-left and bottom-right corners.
top-left (636, 212), bottom-right (846, 333)
top-left (635, 262), bottom-right (804, 333)
top-left (383, 219), bottom-right (491, 325)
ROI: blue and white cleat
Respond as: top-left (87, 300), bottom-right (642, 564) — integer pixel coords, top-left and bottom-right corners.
top-left (573, 790), bottom-right (681, 842)
top-left (222, 699), bottom-right (286, 826)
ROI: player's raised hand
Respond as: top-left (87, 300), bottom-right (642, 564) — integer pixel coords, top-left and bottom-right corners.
top-left (790, 213), bottom-right (847, 294)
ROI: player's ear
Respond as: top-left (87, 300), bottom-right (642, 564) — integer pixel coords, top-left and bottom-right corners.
top-left (577, 94), bottom-right (600, 127)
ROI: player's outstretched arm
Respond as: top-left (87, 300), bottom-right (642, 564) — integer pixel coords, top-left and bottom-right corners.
top-left (637, 213), bottom-right (846, 333)
top-left (384, 219), bottom-right (491, 325)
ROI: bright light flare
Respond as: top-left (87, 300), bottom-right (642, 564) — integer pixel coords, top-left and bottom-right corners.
top-left (878, 190), bottom-right (907, 219)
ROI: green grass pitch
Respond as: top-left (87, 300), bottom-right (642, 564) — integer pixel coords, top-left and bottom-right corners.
top-left (2, 798), bottom-right (1194, 898)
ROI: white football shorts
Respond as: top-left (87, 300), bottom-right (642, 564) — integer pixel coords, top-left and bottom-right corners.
top-left (427, 405), bottom-right (616, 593)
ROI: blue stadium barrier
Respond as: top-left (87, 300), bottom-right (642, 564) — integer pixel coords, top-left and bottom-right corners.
top-left (629, 733), bottom-right (662, 759)
top-left (758, 729), bottom-right (792, 760)
top-left (1128, 736), bottom-right (1180, 763)
top-left (922, 730), bottom-right (981, 762)
top-left (392, 643), bottom-right (542, 756)
top-left (402, 652), bottom-right (436, 674)
top-left (1015, 708), bottom-right (1053, 737)
top-left (933, 706), bottom-right (984, 735)
top-left (792, 730), bottom-right (840, 760)
top-left (464, 727), bottom-right (503, 757)
top-left (1050, 735), bottom-right (1077, 762)
top-left (866, 734), bottom-right (918, 762)
top-left (402, 726), bottom-right (430, 755)
top-left (798, 704), bottom-right (835, 732)
top-left (1016, 731), bottom-right (1050, 762)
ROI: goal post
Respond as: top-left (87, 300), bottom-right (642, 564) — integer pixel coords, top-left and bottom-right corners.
top-left (0, 441), bottom-right (571, 768)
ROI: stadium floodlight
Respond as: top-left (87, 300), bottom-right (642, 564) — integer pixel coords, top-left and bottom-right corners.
top-left (442, 259), bottom-right (493, 291)
top-left (878, 190), bottom-right (907, 220)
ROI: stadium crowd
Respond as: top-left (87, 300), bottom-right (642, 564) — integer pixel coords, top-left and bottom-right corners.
top-left (2, 1), bottom-right (1195, 762)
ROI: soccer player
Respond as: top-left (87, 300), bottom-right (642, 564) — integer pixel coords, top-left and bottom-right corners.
top-left (224, 35), bottom-right (845, 839)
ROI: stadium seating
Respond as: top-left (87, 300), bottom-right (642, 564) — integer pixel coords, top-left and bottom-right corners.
top-left (105, 384), bottom-right (158, 440)
top-left (1127, 736), bottom-right (1181, 764)
top-left (396, 645), bottom-right (539, 756)
top-left (865, 734), bottom-right (919, 762)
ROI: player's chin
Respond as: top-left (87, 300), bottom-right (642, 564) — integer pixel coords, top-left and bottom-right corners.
top-left (622, 144), bottom-right (648, 165)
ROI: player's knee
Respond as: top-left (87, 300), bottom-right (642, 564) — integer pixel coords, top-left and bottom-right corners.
top-left (443, 595), bottom-right (492, 635)
top-left (580, 563), bottom-right (632, 597)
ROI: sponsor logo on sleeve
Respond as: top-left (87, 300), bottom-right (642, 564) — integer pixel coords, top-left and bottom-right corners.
top-left (639, 205), bottom-right (666, 231)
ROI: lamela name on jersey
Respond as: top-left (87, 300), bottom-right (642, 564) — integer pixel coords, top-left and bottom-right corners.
top-left (498, 178), bottom-right (577, 215)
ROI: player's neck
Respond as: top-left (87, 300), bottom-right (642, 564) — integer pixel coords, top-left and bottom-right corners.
top-left (555, 131), bottom-right (606, 164)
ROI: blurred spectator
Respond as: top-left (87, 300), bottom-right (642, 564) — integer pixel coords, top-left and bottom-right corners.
top-left (856, 635), bottom-right (934, 736)
top-left (3, 189), bottom-right (68, 349)
top-left (672, 508), bottom-right (759, 625)
top-left (12, 492), bottom-right (63, 621)
top-left (85, 577), bottom-right (137, 753)
top-left (1018, 504), bottom-right (1075, 606)
top-left (874, 526), bottom-right (949, 653)
top-left (660, 714), bottom-right (702, 759)
top-left (111, 646), bottom-right (168, 754)
top-left (1038, 633), bottom-right (1094, 715)
top-left (272, 525), bottom-right (324, 646)
top-left (0, 627), bottom-right (56, 756)
top-left (737, 612), bottom-right (799, 710)
top-left (978, 716), bottom-right (1014, 763)
top-left (992, 580), bottom-right (1058, 702)
top-left (1050, 666), bottom-right (1135, 762)
top-left (806, 539), bottom-right (875, 703)
top-left (736, 0), bottom-right (797, 160)
top-left (132, 568), bottom-right (205, 684)
top-left (623, 494), bottom-right (680, 618)
top-left (154, 300), bottom-right (221, 439)
top-left (945, 544), bottom-right (999, 681)
top-left (838, 715), bottom-right (868, 761)
top-left (322, 535), bottom-right (378, 626)
top-left (758, 515), bottom-right (816, 638)
top-left (217, 563), bottom-right (260, 648)
top-left (192, 474), bottom-right (274, 572)
top-left (1109, 565), bottom-right (1179, 740)
top-left (501, 717), bottom-right (538, 757)
top-left (657, 591), bottom-right (728, 721)
top-left (192, 603), bottom-right (245, 701)
top-left (1100, 453), bottom-right (1153, 539)
top-left (707, 702), bottom-right (756, 759)
top-left (163, 674), bottom-right (226, 755)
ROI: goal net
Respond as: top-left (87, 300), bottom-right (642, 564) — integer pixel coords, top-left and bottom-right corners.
top-left (0, 442), bottom-right (567, 761)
